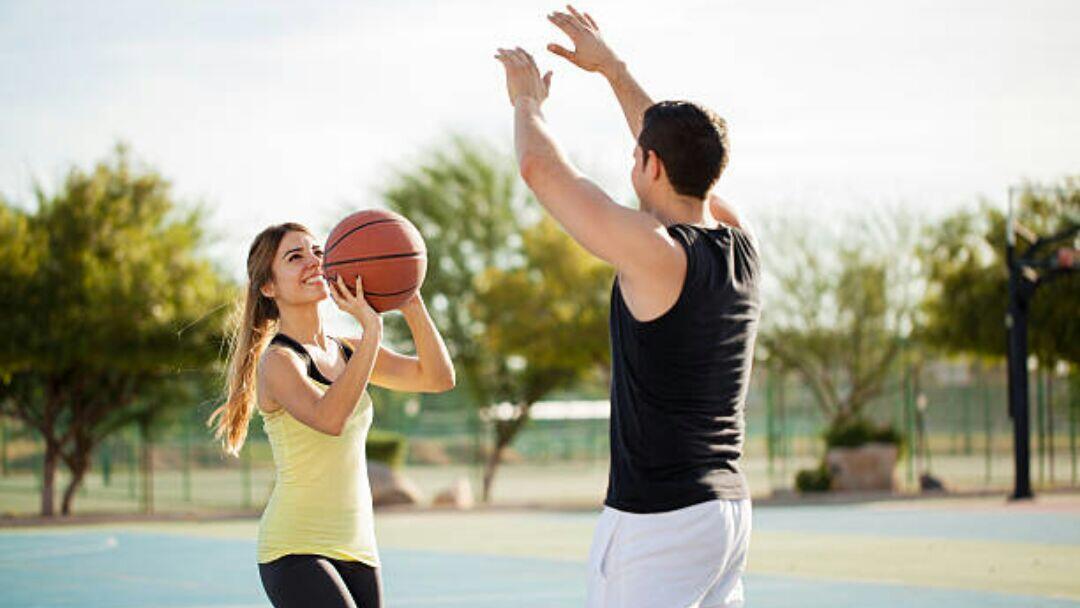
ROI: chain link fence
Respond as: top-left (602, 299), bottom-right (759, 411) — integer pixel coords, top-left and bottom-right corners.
top-left (2, 361), bottom-right (1076, 516)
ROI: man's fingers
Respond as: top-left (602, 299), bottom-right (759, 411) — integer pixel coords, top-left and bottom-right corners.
top-left (518, 47), bottom-right (540, 73)
top-left (515, 47), bottom-right (534, 72)
top-left (547, 43), bottom-right (576, 62)
top-left (566, 5), bottom-right (589, 28)
top-left (567, 11), bottom-right (589, 33)
top-left (548, 12), bottom-right (580, 39)
top-left (507, 48), bottom-right (523, 68)
top-left (495, 49), bottom-right (518, 72)
top-left (584, 11), bottom-right (598, 29)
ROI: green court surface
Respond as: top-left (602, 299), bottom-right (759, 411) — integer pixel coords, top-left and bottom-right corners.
top-left (1, 494), bottom-right (1078, 607)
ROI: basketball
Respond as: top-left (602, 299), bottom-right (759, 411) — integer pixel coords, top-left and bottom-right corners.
top-left (322, 209), bottom-right (427, 312)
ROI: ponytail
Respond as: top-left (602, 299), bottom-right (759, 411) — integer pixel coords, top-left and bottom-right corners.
top-left (208, 222), bottom-right (310, 456)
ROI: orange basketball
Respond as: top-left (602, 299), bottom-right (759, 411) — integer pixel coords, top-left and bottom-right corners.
top-left (322, 209), bottom-right (427, 312)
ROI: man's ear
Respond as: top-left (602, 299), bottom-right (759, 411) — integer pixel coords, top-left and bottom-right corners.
top-left (647, 150), bottom-right (664, 182)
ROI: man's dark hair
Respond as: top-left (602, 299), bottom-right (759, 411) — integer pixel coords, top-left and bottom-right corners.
top-left (637, 101), bottom-right (729, 199)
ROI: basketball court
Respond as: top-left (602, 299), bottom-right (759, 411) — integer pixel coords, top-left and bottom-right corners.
top-left (3, 494), bottom-right (1078, 607)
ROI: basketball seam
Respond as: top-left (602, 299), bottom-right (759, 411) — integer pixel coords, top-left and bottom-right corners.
top-left (323, 251), bottom-right (425, 267)
top-left (364, 285), bottom-right (420, 298)
top-left (324, 218), bottom-right (403, 256)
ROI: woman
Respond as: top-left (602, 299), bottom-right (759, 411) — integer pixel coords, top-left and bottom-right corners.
top-left (209, 222), bottom-right (455, 608)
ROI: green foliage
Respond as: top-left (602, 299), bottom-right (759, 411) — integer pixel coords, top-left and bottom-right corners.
top-left (1, 144), bottom-right (236, 377)
top-left (0, 144), bottom-right (237, 514)
top-left (758, 210), bottom-right (922, 421)
top-left (474, 216), bottom-right (612, 406)
top-left (379, 136), bottom-right (612, 500)
top-left (380, 136), bottom-right (611, 411)
top-left (366, 429), bottom-right (408, 469)
top-left (823, 416), bottom-right (903, 450)
top-left (920, 178), bottom-right (1080, 364)
top-left (380, 136), bottom-right (529, 410)
top-left (795, 464), bottom-right (833, 493)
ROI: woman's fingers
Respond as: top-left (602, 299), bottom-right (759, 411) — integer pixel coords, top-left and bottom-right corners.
top-left (358, 273), bottom-right (371, 300)
top-left (328, 275), bottom-right (346, 308)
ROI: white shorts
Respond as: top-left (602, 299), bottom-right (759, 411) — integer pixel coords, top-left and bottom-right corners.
top-left (586, 498), bottom-right (752, 608)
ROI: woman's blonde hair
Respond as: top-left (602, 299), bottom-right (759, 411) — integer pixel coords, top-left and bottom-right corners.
top-left (208, 222), bottom-right (313, 456)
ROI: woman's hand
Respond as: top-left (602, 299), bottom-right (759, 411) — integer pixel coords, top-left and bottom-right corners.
top-left (399, 291), bottom-right (425, 316)
top-left (329, 274), bottom-right (382, 335)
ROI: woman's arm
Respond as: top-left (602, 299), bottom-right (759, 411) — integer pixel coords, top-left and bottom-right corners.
top-left (259, 274), bottom-right (383, 436)
top-left (367, 294), bottom-right (456, 393)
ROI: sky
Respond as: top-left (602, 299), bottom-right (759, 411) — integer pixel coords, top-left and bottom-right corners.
top-left (3, 0), bottom-right (1079, 284)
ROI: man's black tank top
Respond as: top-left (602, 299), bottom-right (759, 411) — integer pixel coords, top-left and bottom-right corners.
top-left (606, 223), bottom-right (760, 513)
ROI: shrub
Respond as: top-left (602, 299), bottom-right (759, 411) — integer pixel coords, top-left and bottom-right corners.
top-left (366, 430), bottom-right (408, 469)
top-left (824, 416), bottom-right (903, 450)
top-left (795, 464), bottom-right (833, 493)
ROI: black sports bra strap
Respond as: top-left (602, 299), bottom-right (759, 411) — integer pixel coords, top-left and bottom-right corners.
top-left (330, 336), bottom-right (354, 362)
top-left (270, 333), bottom-right (349, 385)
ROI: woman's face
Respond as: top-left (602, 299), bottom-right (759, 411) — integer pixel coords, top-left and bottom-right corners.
top-left (261, 230), bottom-right (328, 305)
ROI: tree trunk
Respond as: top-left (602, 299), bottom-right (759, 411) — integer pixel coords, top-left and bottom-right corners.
top-left (139, 417), bottom-right (154, 514)
top-left (1048, 371), bottom-right (1055, 483)
top-left (60, 455), bottom-right (90, 516)
top-left (60, 431), bottom-right (96, 516)
top-left (41, 440), bottom-right (59, 517)
top-left (481, 440), bottom-right (508, 503)
top-left (480, 408), bottom-right (531, 503)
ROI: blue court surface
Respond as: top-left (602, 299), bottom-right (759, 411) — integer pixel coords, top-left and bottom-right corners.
top-left (2, 497), bottom-right (1079, 607)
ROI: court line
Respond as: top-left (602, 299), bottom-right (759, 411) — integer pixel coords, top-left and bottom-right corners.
top-left (393, 589), bottom-right (582, 605)
top-left (0, 535), bottom-right (118, 563)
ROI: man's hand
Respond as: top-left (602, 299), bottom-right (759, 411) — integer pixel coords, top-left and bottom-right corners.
top-left (495, 47), bottom-right (552, 107)
top-left (547, 5), bottom-right (620, 75)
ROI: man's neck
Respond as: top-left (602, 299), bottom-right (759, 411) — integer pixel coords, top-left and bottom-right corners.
top-left (645, 192), bottom-right (715, 228)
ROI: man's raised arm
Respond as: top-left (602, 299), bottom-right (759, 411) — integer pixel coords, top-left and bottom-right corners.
top-left (547, 6), bottom-right (653, 139)
top-left (493, 47), bottom-right (682, 278)
top-left (548, 6), bottom-right (753, 240)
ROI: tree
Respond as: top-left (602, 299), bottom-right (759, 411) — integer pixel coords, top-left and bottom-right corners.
top-left (921, 179), bottom-right (1080, 365)
top-left (381, 137), bottom-right (529, 411)
top-left (758, 210), bottom-right (923, 427)
top-left (0, 146), bottom-right (236, 516)
top-left (473, 217), bottom-right (611, 500)
top-left (380, 137), bottom-right (610, 500)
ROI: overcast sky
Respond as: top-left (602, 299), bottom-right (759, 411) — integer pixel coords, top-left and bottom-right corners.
top-left (3, 0), bottom-right (1079, 282)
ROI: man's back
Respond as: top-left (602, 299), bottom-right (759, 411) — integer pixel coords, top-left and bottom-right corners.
top-left (496, 7), bottom-right (760, 605)
top-left (607, 223), bottom-right (761, 513)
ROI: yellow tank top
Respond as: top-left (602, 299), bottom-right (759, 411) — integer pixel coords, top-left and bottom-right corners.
top-left (256, 353), bottom-right (379, 566)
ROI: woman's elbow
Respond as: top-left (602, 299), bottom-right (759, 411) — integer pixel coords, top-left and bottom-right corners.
top-left (318, 414), bottom-right (347, 436)
top-left (429, 370), bottom-right (456, 393)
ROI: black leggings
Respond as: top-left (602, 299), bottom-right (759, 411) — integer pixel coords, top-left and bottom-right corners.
top-left (258, 554), bottom-right (383, 608)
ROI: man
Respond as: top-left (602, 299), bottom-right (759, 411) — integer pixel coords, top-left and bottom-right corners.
top-left (495, 6), bottom-right (760, 608)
